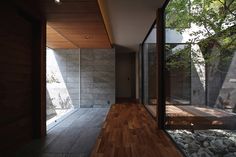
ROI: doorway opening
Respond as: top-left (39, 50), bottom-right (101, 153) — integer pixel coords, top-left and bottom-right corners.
top-left (116, 52), bottom-right (136, 103)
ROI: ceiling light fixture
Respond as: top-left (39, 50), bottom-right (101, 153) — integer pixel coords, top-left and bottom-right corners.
top-left (55, 0), bottom-right (62, 5)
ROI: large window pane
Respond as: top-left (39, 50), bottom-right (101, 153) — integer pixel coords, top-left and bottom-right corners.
top-left (46, 48), bottom-right (77, 129)
top-left (142, 24), bottom-right (157, 117)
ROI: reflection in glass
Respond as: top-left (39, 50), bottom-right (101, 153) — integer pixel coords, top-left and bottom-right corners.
top-left (165, 44), bottom-right (191, 105)
top-left (142, 25), bottom-right (157, 117)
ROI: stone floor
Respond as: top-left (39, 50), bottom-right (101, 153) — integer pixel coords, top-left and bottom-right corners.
top-left (16, 108), bottom-right (109, 157)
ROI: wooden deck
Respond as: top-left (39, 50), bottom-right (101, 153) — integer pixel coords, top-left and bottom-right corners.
top-left (90, 104), bottom-right (183, 157)
top-left (144, 105), bottom-right (236, 129)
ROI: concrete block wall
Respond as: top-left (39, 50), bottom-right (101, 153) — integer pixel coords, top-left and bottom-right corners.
top-left (49, 49), bottom-right (80, 109)
top-left (191, 65), bottom-right (206, 106)
top-left (46, 48), bottom-right (115, 111)
top-left (80, 48), bottom-right (115, 108)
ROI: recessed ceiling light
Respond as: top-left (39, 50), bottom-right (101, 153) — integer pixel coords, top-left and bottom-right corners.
top-left (55, 0), bottom-right (62, 5)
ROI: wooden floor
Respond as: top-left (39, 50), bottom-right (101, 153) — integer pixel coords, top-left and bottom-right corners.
top-left (90, 104), bottom-right (183, 157)
top-left (16, 108), bottom-right (109, 157)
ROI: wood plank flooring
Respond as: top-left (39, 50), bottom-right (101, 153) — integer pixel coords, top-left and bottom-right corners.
top-left (90, 104), bottom-right (183, 157)
top-left (16, 108), bottom-right (109, 157)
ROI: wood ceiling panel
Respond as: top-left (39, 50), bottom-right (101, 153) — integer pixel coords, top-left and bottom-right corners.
top-left (78, 42), bottom-right (111, 49)
top-left (42, 0), bottom-right (111, 49)
top-left (46, 25), bottom-right (77, 49)
top-left (63, 35), bottom-right (110, 42)
top-left (47, 42), bottom-right (77, 49)
top-left (46, 13), bottom-right (102, 21)
top-left (54, 28), bottom-right (107, 35)
top-left (47, 22), bottom-right (106, 30)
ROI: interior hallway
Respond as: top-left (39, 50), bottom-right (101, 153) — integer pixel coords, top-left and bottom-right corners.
top-left (16, 104), bottom-right (182, 157)
top-left (91, 104), bottom-right (183, 157)
top-left (16, 108), bottom-right (109, 157)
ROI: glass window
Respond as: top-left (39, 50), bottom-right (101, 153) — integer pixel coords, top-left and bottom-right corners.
top-left (164, 0), bottom-right (236, 156)
top-left (46, 48), bottom-right (76, 130)
top-left (142, 24), bottom-right (157, 117)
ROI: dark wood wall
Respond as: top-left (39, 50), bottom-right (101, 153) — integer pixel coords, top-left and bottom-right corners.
top-left (0, 1), bottom-right (45, 156)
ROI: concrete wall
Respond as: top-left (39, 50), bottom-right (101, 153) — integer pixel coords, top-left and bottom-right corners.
top-left (217, 51), bottom-right (236, 112)
top-left (46, 49), bottom-right (80, 120)
top-left (46, 48), bottom-right (115, 115)
top-left (80, 48), bottom-right (115, 108)
top-left (191, 65), bottom-right (206, 106)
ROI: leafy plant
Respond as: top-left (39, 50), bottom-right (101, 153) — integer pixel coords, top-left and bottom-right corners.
top-left (46, 71), bottom-right (60, 83)
top-left (58, 94), bottom-right (71, 109)
top-left (165, 0), bottom-right (236, 72)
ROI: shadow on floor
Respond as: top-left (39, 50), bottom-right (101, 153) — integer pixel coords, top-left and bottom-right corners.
top-left (16, 108), bottom-right (109, 157)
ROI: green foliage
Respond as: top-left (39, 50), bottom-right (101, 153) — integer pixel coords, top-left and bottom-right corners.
top-left (165, 0), bottom-right (236, 71)
top-left (46, 71), bottom-right (60, 83)
top-left (166, 44), bottom-right (190, 70)
top-left (58, 94), bottom-right (71, 109)
top-left (166, 0), bottom-right (236, 36)
top-left (165, 0), bottom-right (191, 29)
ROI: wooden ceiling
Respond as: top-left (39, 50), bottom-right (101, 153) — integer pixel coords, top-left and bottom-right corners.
top-left (42, 0), bottom-right (111, 49)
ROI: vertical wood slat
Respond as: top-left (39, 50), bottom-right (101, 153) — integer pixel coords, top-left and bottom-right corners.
top-left (0, 2), bottom-right (46, 155)
top-left (0, 5), bottom-right (34, 154)
top-left (18, 5), bottom-right (47, 138)
top-left (40, 19), bottom-right (47, 138)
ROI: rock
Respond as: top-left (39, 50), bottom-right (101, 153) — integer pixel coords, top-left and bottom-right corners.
top-left (184, 144), bottom-right (189, 149)
top-left (188, 141), bottom-right (200, 154)
top-left (191, 152), bottom-right (198, 157)
top-left (197, 148), bottom-right (211, 157)
top-left (224, 139), bottom-right (234, 147)
top-left (223, 153), bottom-right (236, 157)
top-left (204, 148), bottom-right (214, 156)
top-left (208, 146), bottom-right (220, 153)
top-left (177, 141), bottom-right (185, 149)
top-left (203, 141), bottom-right (209, 147)
top-left (196, 135), bottom-right (207, 142)
top-left (207, 136), bottom-right (215, 141)
top-left (185, 137), bottom-right (193, 143)
top-left (168, 130), bottom-right (236, 157)
top-left (210, 139), bottom-right (226, 152)
top-left (228, 146), bottom-right (236, 152)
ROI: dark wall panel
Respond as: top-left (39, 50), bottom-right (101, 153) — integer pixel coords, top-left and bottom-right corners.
top-left (0, 2), bottom-right (44, 156)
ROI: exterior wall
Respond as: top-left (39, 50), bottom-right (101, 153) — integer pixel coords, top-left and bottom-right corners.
top-left (80, 48), bottom-right (115, 108)
top-left (191, 65), bottom-right (206, 106)
top-left (54, 49), bottom-right (80, 108)
top-left (214, 51), bottom-right (236, 110)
